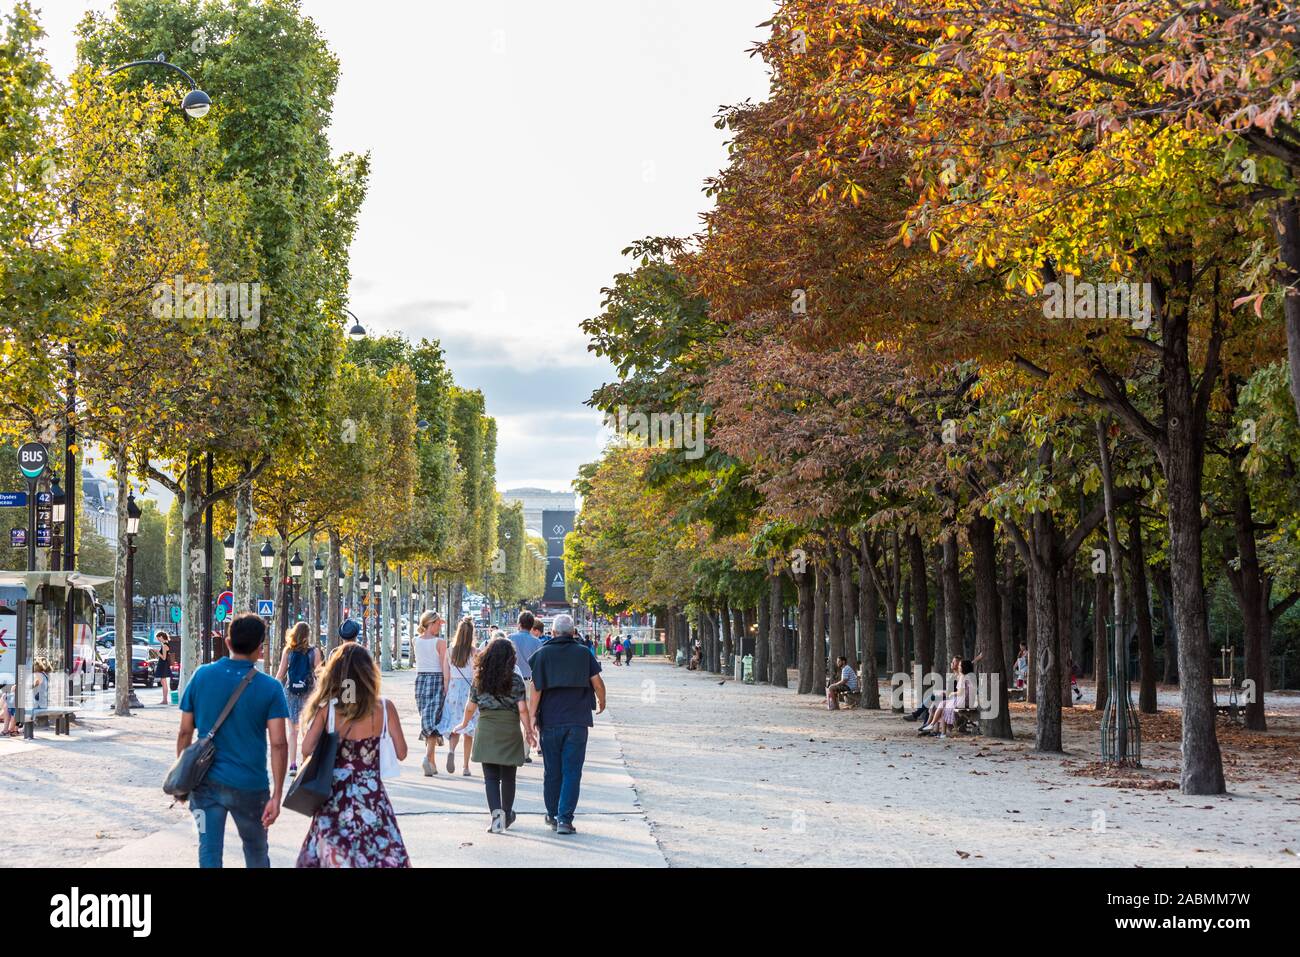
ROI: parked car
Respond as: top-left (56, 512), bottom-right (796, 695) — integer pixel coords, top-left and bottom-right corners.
top-left (102, 645), bottom-right (156, 688)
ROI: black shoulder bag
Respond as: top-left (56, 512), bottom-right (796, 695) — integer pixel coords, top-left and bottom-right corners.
top-left (163, 667), bottom-right (257, 802)
top-left (284, 702), bottom-right (339, 816)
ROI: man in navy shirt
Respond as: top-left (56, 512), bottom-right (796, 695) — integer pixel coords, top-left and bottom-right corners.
top-left (177, 613), bottom-right (289, 867)
top-left (527, 613), bottom-right (605, 834)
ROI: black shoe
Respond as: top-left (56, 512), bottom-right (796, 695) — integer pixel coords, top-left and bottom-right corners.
top-left (524, 756), bottom-right (533, 764)
top-left (556, 821), bottom-right (575, 835)
top-left (505, 810), bottom-right (518, 830)
top-left (545, 815), bottom-right (557, 830)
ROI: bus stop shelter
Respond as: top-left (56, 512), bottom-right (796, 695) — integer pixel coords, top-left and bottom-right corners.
top-left (0, 570), bottom-right (110, 734)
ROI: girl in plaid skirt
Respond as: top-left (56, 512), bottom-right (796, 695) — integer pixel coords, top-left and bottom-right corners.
top-left (414, 611), bottom-right (449, 776)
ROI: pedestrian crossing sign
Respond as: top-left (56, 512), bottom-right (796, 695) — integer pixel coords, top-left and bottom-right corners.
top-left (257, 599), bottom-right (275, 617)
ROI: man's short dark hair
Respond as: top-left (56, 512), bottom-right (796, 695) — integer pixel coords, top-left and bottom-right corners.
top-left (518, 610), bottom-right (535, 631)
top-left (229, 612), bottom-right (266, 655)
top-left (836, 655), bottom-right (847, 665)
top-left (530, 620), bottom-right (543, 632)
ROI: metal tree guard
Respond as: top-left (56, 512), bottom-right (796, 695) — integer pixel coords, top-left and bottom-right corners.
top-left (1100, 619), bottom-right (1141, 766)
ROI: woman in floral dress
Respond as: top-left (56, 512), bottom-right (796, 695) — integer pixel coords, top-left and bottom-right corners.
top-left (296, 644), bottom-right (411, 868)
top-left (437, 618), bottom-right (479, 776)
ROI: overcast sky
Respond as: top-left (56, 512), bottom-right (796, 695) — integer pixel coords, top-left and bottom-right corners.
top-left (41, 0), bottom-right (774, 492)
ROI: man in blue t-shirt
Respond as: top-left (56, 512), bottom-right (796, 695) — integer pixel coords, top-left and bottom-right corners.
top-left (177, 612), bottom-right (289, 868)
top-left (527, 613), bottom-right (605, 835)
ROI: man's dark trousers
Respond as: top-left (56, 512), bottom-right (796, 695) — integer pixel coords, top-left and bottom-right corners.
top-left (540, 725), bottom-right (589, 825)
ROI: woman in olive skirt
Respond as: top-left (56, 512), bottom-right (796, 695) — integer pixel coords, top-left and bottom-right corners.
top-left (451, 636), bottom-right (536, 833)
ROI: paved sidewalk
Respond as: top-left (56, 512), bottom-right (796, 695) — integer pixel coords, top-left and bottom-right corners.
top-left (1, 667), bottom-right (664, 868)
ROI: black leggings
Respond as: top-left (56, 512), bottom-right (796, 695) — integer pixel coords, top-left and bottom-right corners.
top-left (482, 763), bottom-right (517, 817)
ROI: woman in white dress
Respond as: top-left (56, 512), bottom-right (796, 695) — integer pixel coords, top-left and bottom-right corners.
top-left (438, 618), bottom-right (478, 776)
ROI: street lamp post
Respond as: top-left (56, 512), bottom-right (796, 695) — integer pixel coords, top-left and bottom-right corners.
top-left (313, 554), bottom-right (324, 642)
top-left (120, 492), bottom-right (143, 712)
top-left (359, 572), bottom-right (370, 648)
top-left (49, 474), bottom-right (65, 572)
top-left (289, 551), bottom-right (304, 623)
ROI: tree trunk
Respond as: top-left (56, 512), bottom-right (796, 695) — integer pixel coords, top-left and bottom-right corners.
top-left (1094, 574), bottom-right (1108, 712)
top-left (969, 516), bottom-right (1011, 738)
top-left (1164, 314), bottom-right (1225, 793)
top-left (1057, 562), bottom-right (1074, 708)
top-left (769, 571), bottom-right (787, 687)
top-left (327, 529), bottom-right (341, 654)
top-left (1229, 468), bottom-right (1269, 731)
top-left (999, 548), bottom-right (1016, 691)
top-left (1128, 508), bottom-right (1157, 714)
top-left (233, 477), bottom-right (254, 615)
top-left (941, 529), bottom-right (962, 670)
top-left (906, 528), bottom-right (933, 679)
top-left (838, 545), bottom-right (858, 670)
top-left (1270, 197), bottom-right (1300, 430)
top-left (756, 587), bottom-right (771, 684)
top-left (178, 456), bottom-right (204, 691)
top-left (1155, 566), bottom-right (1178, 684)
top-left (112, 443), bottom-right (132, 716)
top-left (828, 553), bottom-right (845, 671)
top-left (857, 538), bottom-right (880, 709)
top-left (797, 572), bottom-right (814, 694)
top-left (813, 563), bottom-right (828, 692)
top-left (1026, 558), bottom-right (1038, 704)
top-left (1032, 511), bottom-right (1063, 752)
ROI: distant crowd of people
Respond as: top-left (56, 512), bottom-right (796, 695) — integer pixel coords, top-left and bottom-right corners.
top-left (172, 607), bottom-right (606, 867)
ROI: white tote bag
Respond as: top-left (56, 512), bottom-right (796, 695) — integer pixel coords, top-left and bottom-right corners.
top-left (378, 697), bottom-right (402, 779)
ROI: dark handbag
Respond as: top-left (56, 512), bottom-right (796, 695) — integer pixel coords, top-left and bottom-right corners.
top-left (162, 667), bottom-right (257, 801)
top-left (284, 703), bottom-right (339, 816)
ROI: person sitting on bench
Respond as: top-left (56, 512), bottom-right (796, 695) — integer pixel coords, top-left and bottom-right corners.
top-left (826, 656), bottom-right (859, 709)
top-left (920, 658), bottom-right (976, 736)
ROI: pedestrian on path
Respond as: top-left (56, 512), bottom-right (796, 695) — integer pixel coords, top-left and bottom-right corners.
top-left (527, 613), bottom-right (606, 835)
top-left (452, 636), bottom-right (536, 833)
top-left (508, 610), bottom-right (542, 762)
top-left (295, 643), bottom-right (410, 867)
top-left (623, 638), bottom-right (634, 667)
top-left (177, 613), bottom-right (289, 868)
top-left (414, 611), bottom-right (449, 775)
top-left (612, 637), bottom-right (623, 666)
top-left (156, 631), bottom-right (174, 705)
top-left (275, 622), bottom-right (319, 775)
top-left (438, 618), bottom-right (478, 776)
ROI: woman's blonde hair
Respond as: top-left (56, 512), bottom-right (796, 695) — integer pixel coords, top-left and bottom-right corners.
top-left (286, 621), bottom-right (311, 652)
top-left (32, 656), bottom-right (52, 674)
top-left (449, 618), bottom-right (476, 668)
top-left (306, 643), bottom-right (379, 728)
top-left (418, 610), bottom-right (443, 633)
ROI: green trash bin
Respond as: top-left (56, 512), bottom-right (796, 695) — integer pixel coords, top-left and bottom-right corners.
top-left (742, 654), bottom-right (755, 684)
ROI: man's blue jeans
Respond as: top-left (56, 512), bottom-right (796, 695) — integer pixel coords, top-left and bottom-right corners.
top-left (190, 782), bottom-right (270, 868)
top-left (540, 725), bottom-right (589, 825)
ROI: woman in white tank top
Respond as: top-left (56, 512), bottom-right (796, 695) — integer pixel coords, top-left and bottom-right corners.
top-left (413, 612), bottom-right (449, 776)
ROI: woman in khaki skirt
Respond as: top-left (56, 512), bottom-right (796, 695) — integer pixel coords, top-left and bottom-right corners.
top-left (451, 636), bottom-right (537, 833)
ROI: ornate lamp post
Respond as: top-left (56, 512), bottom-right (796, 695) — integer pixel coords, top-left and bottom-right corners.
top-left (359, 572), bottom-right (370, 647)
top-left (313, 554), bottom-right (324, 641)
top-left (289, 550), bottom-right (304, 623)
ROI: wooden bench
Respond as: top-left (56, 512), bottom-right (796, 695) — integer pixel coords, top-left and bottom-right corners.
top-left (954, 708), bottom-right (982, 734)
top-left (23, 707), bottom-right (75, 737)
top-left (1212, 677), bottom-right (1242, 722)
top-left (833, 686), bottom-right (862, 709)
